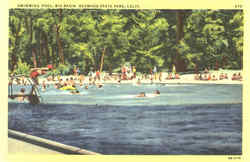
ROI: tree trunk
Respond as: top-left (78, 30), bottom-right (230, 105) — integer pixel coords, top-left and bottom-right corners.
top-left (43, 32), bottom-right (50, 64)
top-left (51, 46), bottom-right (55, 66)
top-left (32, 48), bottom-right (37, 68)
top-left (175, 11), bottom-right (186, 72)
top-left (108, 64), bottom-right (112, 75)
top-left (11, 19), bottom-right (22, 71)
top-left (56, 9), bottom-right (64, 64)
top-left (240, 54), bottom-right (243, 69)
top-left (29, 17), bottom-right (37, 68)
top-left (38, 31), bottom-right (42, 66)
top-left (56, 24), bottom-right (64, 64)
top-left (99, 47), bottom-right (106, 72)
top-left (11, 35), bottom-right (19, 71)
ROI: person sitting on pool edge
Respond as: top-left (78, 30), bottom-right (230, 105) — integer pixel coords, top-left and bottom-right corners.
top-left (136, 92), bottom-right (146, 97)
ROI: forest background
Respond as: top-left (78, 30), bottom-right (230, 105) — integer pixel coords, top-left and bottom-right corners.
top-left (8, 9), bottom-right (243, 75)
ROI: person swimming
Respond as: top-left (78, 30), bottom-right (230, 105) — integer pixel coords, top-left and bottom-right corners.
top-left (70, 90), bottom-right (80, 94)
top-left (136, 92), bottom-right (146, 97)
top-left (42, 80), bottom-right (46, 91)
top-left (136, 78), bottom-right (141, 85)
top-left (154, 90), bottom-right (160, 95)
top-left (96, 83), bottom-right (103, 88)
top-left (17, 88), bottom-right (26, 102)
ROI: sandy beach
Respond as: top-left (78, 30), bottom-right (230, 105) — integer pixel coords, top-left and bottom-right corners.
top-left (9, 70), bottom-right (243, 85)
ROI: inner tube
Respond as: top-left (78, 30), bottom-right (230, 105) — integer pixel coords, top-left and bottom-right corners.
top-left (60, 86), bottom-right (76, 90)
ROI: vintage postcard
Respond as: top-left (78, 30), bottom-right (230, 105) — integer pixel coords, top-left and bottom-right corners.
top-left (1, 0), bottom-right (249, 162)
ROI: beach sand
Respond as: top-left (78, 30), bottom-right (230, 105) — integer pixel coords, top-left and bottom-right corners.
top-left (10, 70), bottom-right (243, 85)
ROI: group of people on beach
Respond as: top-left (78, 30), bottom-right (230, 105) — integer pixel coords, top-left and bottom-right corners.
top-left (118, 65), bottom-right (180, 82)
top-left (231, 73), bottom-right (243, 81)
top-left (194, 68), bottom-right (243, 81)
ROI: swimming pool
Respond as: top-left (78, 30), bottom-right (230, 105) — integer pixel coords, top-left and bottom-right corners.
top-left (8, 83), bottom-right (242, 154)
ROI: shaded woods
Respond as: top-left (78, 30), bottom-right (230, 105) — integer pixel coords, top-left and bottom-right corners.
top-left (9, 9), bottom-right (243, 75)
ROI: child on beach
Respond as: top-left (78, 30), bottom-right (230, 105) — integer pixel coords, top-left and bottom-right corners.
top-left (132, 66), bottom-right (136, 79)
top-left (159, 72), bottom-right (162, 81)
top-left (219, 73), bottom-right (224, 80)
top-left (207, 73), bottom-right (211, 80)
top-left (194, 74), bottom-right (199, 80)
top-left (203, 74), bottom-right (208, 80)
top-left (212, 75), bottom-right (218, 81)
top-left (175, 73), bottom-right (180, 79)
top-left (96, 71), bottom-right (101, 80)
top-left (232, 73), bottom-right (237, 80)
top-left (166, 73), bottom-right (172, 80)
top-left (237, 73), bottom-right (242, 81)
top-left (224, 73), bottom-right (228, 79)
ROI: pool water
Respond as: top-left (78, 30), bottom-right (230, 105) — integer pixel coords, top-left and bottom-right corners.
top-left (8, 84), bottom-right (242, 154)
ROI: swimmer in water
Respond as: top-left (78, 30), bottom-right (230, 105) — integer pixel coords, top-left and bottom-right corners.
top-left (154, 90), bottom-right (160, 95)
top-left (95, 83), bottom-right (103, 88)
top-left (136, 78), bottom-right (141, 85)
top-left (17, 88), bottom-right (26, 101)
top-left (117, 80), bottom-right (121, 84)
top-left (70, 90), bottom-right (80, 94)
top-left (42, 80), bottom-right (46, 91)
top-left (136, 92), bottom-right (146, 97)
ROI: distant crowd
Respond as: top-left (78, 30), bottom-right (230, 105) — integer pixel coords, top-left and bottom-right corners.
top-left (194, 68), bottom-right (242, 81)
top-left (9, 66), bottom-right (243, 88)
top-left (8, 65), bottom-right (243, 103)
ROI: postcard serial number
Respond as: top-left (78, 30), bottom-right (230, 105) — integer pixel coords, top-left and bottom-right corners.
top-left (228, 156), bottom-right (241, 160)
top-left (234, 4), bottom-right (243, 8)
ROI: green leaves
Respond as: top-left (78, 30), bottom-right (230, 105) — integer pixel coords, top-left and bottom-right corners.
top-left (14, 58), bottom-right (30, 75)
top-left (184, 10), bottom-right (243, 69)
top-left (8, 9), bottom-right (243, 74)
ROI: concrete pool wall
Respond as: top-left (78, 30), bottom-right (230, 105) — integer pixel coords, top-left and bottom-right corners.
top-left (8, 129), bottom-right (101, 155)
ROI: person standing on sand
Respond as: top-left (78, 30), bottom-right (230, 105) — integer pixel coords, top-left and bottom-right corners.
top-left (122, 66), bottom-right (127, 80)
top-left (172, 64), bottom-right (176, 75)
top-left (96, 70), bottom-right (101, 80)
top-left (132, 66), bottom-right (136, 79)
top-left (204, 67), bottom-right (209, 74)
top-left (159, 72), bottom-right (162, 81)
top-left (153, 66), bottom-right (157, 80)
top-left (73, 66), bottom-right (78, 76)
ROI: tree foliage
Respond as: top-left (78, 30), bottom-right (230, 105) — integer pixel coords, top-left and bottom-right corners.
top-left (9, 9), bottom-right (243, 74)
